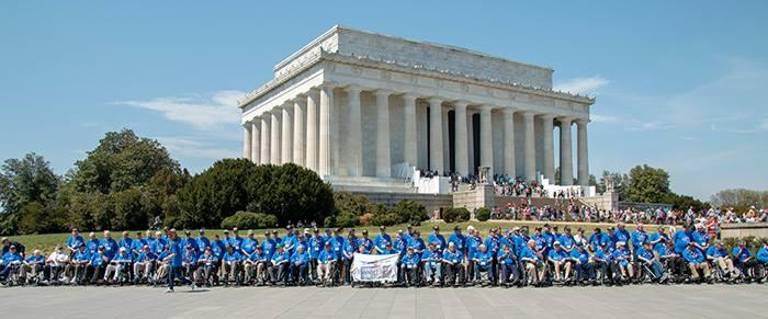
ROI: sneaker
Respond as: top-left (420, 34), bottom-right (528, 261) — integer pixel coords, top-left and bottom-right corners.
top-left (165, 288), bottom-right (174, 293)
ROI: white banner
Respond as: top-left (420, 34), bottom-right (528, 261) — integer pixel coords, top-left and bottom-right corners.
top-left (350, 253), bottom-right (400, 283)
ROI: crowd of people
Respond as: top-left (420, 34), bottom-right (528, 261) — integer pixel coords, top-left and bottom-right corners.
top-left (1, 221), bottom-right (767, 291)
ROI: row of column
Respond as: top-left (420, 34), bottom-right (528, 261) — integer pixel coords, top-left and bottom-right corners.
top-left (242, 83), bottom-right (590, 185)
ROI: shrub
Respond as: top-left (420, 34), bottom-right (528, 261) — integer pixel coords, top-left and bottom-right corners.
top-left (220, 211), bottom-right (278, 229)
top-left (390, 200), bottom-right (428, 226)
top-left (442, 207), bottom-right (470, 223)
top-left (475, 207), bottom-right (491, 221)
top-left (371, 204), bottom-right (400, 226)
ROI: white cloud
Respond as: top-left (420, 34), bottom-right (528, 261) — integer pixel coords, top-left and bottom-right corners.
top-left (115, 90), bottom-right (246, 129)
top-left (590, 113), bottom-right (619, 123)
top-left (156, 136), bottom-right (238, 160)
top-left (554, 76), bottom-right (609, 95)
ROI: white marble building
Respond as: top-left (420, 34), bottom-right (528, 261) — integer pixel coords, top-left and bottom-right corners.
top-left (238, 26), bottom-right (594, 193)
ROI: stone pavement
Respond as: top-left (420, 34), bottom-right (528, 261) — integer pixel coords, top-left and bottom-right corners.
top-left (0, 284), bottom-right (765, 319)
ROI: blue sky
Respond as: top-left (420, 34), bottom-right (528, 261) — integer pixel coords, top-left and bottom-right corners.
top-left (1, 1), bottom-right (766, 200)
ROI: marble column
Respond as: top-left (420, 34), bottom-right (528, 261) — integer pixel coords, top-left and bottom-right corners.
top-left (577, 119), bottom-right (590, 186)
top-left (374, 90), bottom-right (392, 178)
top-left (281, 103), bottom-right (293, 164)
top-left (454, 101), bottom-right (469, 176)
top-left (480, 105), bottom-right (494, 179)
top-left (305, 89), bottom-right (319, 171)
top-left (559, 117), bottom-right (574, 185)
top-left (403, 94), bottom-right (418, 168)
top-left (260, 116), bottom-right (271, 164)
top-left (318, 84), bottom-right (333, 177)
top-left (242, 123), bottom-right (252, 161)
top-left (251, 120), bottom-right (260, 164)
top-left (467, 111), bottom-right (474, 173)
top-left (522, 111), bottom-right (536, 181)
top-left (270, 109), bottom-right (281, 164)
top-left (293, 97), bottom-right (306, 166)
top-left (347, 85), bottom-right (363, 176)
top-left (442, 107), bottom-right (449, 172)
top-left (428, 98), bottom-right (444, 173)
top-left (502, 108), bottom-right (516, 177)
top-left (541, 114), bottom-right (555, 182)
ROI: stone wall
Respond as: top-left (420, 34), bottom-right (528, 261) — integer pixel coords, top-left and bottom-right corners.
top-left (354, 191), bottom-right (453, 216)
top-left (721, 223), bottom-right (768, 239)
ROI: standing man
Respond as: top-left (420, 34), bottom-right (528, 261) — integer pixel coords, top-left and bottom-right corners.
top-left (165, 228), bottom-right (185, 293)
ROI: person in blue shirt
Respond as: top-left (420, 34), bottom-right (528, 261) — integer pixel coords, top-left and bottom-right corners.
top-left (240, 231), bottom-right (259, 257)
top-left (497, 244), bottom-right (518, 286)
top-left (20, 249), bottom-right (46, 285)
top-left (442, 242), bottom-right (464, 286)
top-left (690, 224), bottom-right (710, 254)
top-left (731, 240), bottom-right (758, 281)
top-left (636, 242), bottom-right (666, 283)
top-left (85, 232), bottom-right (100, 254)
top-left (472, 244), bottom-right (494, 285)
top-left (357, 229), bottom-right (374, 254)
top-left (341, 229), bottom-right (358, 285)
top-left (558, 227), bottom-right (576, 254)
top-left (656, 239), bottom-right (686, 282)
top-left (88, 246), bottom-right (110, 284)
top-left (269, 244), bottom-right (290, 285)
top-left (181, 244), bottom-right (199, 282)
top-left (195, 229), bottom-right (211, 252)
top-left (421, 243), bottom-right (442, 286)
top-left (427, 226), bottom-right (447, 252)
top-left (317, 242), bottom-right (337, 286)
top-left (612, 242), bottom-right (633, 282)
top-left (0, 244), bottom-right (22, 283)
top-left (307, 228), bottom-right (324, 282)
top-left (673, 225), bottom-right (693, 255)
top-left (243, 246), bottom-right (266, 285)
top-left (520, 239), bottom-right (545, 286)
top-left (65, 228), bottom-right (85, 255)
top-left (541, 224), bottom-right (556, 252)
top-left (100, 230), bottom-right (119, 259)
top-left (614, 223), bottom-right (631, 247)
top-left (194, 247), bottom-right (219, 287)
top-left (570, 243), bottom-right (594, 284)
top-left (588, 228), bottom-right (611, 251)
top-left (290, 245), bottom-right (311, 285)
top-left (374, 226), bottom-right (391, 254)
top-left (105, 247), bottom-right (133, 284)
top-left (118, 231), bottom-right (134, 254)
top-left (133, 245), bottom-right (156, 284)
top-left (649, 227), bottom-right (671, 251)
top-left (182, 230), bottom-right (199, 254)
top-left (465, 226), bottom-right (482, 280)
top-left (400, 247), bottom-right (421, 287)
top-left (706, 241), bottom-right (738, 280)
top-left (683, 242), bottom-right (712, 283)
top-left (408, 231), bottom-right (426, 256)
top-left (164, 229), bottom-right (186, 292)
top-left (130, 231), bottom-right (148, 257)
top-left (448, 226), bottom-right (466, 254)
top-left (758, 242), bottom-right (768, 264)
top-left (69, 245), bottom-right (91, 284)
top-left (547, 241), bottom-right (571, 283)
top-left (221, 244), bottom-right (244, 286)
top-left (261, 231), bottom-right (276, 261)
top-left (282, 226), bottom-right (299, 256)
top-left (630, 224), bottom-right (649, 254)
top-left (591, 242), bottom-right (614, 284)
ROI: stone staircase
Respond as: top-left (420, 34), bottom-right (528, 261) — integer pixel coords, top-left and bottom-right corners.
top-left (328, 176), bottom-right (416, 193)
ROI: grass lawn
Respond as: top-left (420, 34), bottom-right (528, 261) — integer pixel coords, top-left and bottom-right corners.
top-left (6, 220), bottom-right (656, 253)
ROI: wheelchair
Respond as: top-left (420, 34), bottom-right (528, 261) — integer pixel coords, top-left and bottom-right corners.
top-left (0, 262), bottom-right (23, 287)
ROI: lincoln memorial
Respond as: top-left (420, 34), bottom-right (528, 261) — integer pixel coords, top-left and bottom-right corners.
top-left (238, 26), bottom-right (595, 197)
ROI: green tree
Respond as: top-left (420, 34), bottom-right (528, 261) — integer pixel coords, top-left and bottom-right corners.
top-left (0, 153), bottom-right (60, 235)
top-left (710, 188), bottom-right (768, 211)
top-left (625, 164), bottom-right (671, 203)
top-left (596, 170), bottom-right (629, 199)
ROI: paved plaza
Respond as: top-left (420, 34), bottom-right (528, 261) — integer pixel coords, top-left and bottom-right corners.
top-left (1, 284), bottom-right (765, 319)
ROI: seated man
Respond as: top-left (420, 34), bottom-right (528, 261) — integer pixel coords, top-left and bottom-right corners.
top-left (497, 245), bottom-right (518, 286)
top-left (46, 245), bottom-right (70, 284)
top-left (442, 242), bottom-right (465, 287)
top-left (472, 244), bottom-right (494, 286)
top-left (520, 239), bottom-right (546, 286)
top-left (547, 242), bottom-right (571, 283)
top-left (181, 244), bottom-right (199, 283)
top-left (316, 242), bottom-right (336, 286)
top-left (612, 242), bottom-right (633, 283)
top-left (656, 239), bottom-right (686, 282)
top-left (706, 241), bottom-right (738, 280)
top-left (244, 246), bottom-right (267, 285)
top-left (20, 249), bottom-right (46, 285)
top-left (570, 243), bottom-right (594, 285)
top-left (133, 245), bottom-right (157, 284)
top-left (0, 244), bottom-right (23, 284)
top-left (400, 247), bottom-right (420, 287)
top-left (221, 244), bottom-right (244, 286)
top-left (194, 247), bottom-right (219, 287)
top-left (731, 240), bottom-right (759, 282)
top-left (591, 242), bottom-right (614, 285)
top-left (104, 247), bottom-right (133, 284)
top-left (290, 245), bottom-right (311, 285)
top-left (421, 243), bottom-right (442, 286)
top-left (757, 241), bottom-right (768, 282)
top-left (156, 245), bottom-right (173, 285)
top-left (88, 246), bottom-right (110, 284)
top-left (683, 242), bottom-right (712, 283)
top-left (270, 244), bottom-right (290, 285)
top-left (69, 245), bottom-right (91, 284)
top-left (636, 241), bottom-right (666, 283)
